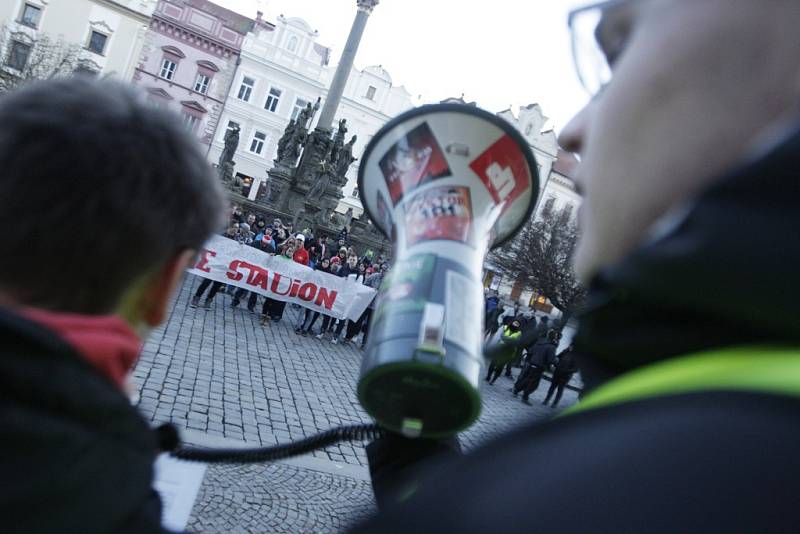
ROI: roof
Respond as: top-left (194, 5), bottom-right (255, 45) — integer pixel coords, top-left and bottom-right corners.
top-left (552, 149), bottom-right (579, 178)
top-left (186, 0), bottom-right (254, 34)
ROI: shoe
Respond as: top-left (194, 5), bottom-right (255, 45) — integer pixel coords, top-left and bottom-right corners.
top-left (247, 306), bottom-right (255, 314)
top-left (202, 299), bottom-right (212, 309)
top-left (301, 330), bottom-right (309, 337)
top-left (190, 296), bottom-right (200, 308)
top-left (522, 398), bottom-right (532, 405)
top-left (294, 327), bottom-right (303, 334)
top-left (260, 315), bottom-right (269, 326)
top-left (331, 337), bottom-right (338, 344)
top-left (231, 300), bottom-right (240, 308)
top-left (506, 375), bottom-right (515, 380)
top-left (315, 333), bottom-right (325, 339)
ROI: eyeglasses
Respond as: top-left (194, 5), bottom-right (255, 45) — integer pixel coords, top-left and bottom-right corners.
top-left (568, 0), bottom-right (640, 96)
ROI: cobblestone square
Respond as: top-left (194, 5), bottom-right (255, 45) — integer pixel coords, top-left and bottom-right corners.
top-left (132, 276), bottom-right (578, 532)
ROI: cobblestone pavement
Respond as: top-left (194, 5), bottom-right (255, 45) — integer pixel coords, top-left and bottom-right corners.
top-left (132, 276), bottom-right (578, 533)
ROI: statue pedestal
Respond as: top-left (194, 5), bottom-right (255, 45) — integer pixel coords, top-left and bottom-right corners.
top-left (264, 165), bottom-right (295, 211)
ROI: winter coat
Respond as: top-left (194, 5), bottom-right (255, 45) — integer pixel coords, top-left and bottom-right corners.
top-left (0, 309), bottom-right (168, 533)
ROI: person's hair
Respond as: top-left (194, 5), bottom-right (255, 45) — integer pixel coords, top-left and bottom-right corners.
top-left (0, 77), bottom-right (224, 314)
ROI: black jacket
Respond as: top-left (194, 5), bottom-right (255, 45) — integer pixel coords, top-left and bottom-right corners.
top-left (526, 339), bottom-right (557, 369)
top-left (352, 124), bottom-right (800, 532)
top-left (0, 309), bottom-right (168, 533)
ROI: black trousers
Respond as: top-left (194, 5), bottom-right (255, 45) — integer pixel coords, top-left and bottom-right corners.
top-left (195, 279), bottom-right (223, 301)
top-left (514, 365), bottom-right (544, 399)
top-left (320, 315), bottom-right (335, 332)
top-left (545, 374), bottom-right (571, 407)
top-left (261, 298), bottom-right (286, 320)
top-left (485, 360), bottom-right (505, 383)
top-left (233, 288), bottom-right (258, 309)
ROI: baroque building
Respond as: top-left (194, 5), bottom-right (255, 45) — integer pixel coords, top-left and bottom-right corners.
top-left (1, 0), bottom-right (156, 78)
top-left (133, 0), bottom-right (251, 149)
top-left (206, 11), bottom-right (413, 216)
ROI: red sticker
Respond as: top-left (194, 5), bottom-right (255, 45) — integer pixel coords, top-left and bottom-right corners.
top-left (379, 122), bottom-right (451, 205)
top-left (469, 134), bottom-right (530, 214)
top-left (403, 185), bottom-right (473, 247)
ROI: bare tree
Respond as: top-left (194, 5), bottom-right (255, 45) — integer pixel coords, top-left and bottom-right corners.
top-left (490, 204), bottom-right (587, 323)
top-left (0, 24), bottom-right (85, 94)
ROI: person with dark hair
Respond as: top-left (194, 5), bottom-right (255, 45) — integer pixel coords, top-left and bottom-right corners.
top-left (261, 238), bottom-right (297, 325)
top-left (543, 345), bottom-right (577, 408)
top-left (512, 329), bottom-right (558, 404)
top-left (0, 77), bottom-right (224, 532)
top-left (191, 223), bottom-right (238, 309)
top-left (330, 253), bottom-right (363, 344)
top-left (296, 256), bottom-right (333, 336)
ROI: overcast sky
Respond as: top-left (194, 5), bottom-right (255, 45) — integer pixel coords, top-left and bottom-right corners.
top-left (215, 0), bottom-right (589, 133)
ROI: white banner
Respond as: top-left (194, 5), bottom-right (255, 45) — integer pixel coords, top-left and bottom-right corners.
top-left (187, 235), bottom-right (376, 321)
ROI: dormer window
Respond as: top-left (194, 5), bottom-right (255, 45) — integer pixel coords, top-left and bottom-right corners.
top-left (287, 36), bottom-right (298, 52)
top-left (365, 85), bottom-right (376, 100)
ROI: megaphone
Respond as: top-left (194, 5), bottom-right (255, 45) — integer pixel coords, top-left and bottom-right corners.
top-left (357, 103), bottom-right (539, 439)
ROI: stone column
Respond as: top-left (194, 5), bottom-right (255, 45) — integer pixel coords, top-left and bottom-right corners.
top-left (316, 0), bottom-right (379, 130)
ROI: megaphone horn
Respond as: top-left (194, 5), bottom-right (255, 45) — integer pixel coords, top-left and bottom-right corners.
top-left (357, 103), bottom-right (539, 439)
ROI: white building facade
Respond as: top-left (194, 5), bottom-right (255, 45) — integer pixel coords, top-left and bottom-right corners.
top-left (483, 103), bottom-right (583, 310)
top-left (1, 0), bottom-right (156, 78)
top-left (206, 13), bottom-right (413, 215)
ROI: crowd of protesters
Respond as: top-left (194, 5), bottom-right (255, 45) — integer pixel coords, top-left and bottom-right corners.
top-left (484, 290), bottom-right (577, 408)
top-left (191, 205), bottom-right (390, 350)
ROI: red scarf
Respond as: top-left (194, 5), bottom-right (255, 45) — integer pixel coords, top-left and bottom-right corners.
top-left (20, 307), bottom-right (142, 392)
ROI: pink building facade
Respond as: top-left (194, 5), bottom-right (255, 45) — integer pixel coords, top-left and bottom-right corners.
top-left (133, 0), bottom-right (252, 149)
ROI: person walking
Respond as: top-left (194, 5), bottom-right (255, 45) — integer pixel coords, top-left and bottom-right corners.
top-left (513, 329), bottom-right (558, 404)
top-left (485, 319), bottom-right (522, 385)
top-left (543, 345), bottom-right (577, 408)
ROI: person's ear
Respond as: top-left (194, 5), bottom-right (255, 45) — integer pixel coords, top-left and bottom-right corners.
top-left (140, 249), bottom-right (196, 327)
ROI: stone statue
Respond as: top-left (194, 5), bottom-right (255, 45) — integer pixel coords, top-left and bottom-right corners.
top-left (335, 135), bottom-right (358, 178)
top-left (344, 207), bottom-right (354, 228)
top-left (298, 130), bottom-right (333, 186)
top-left (296, 102), bottom-right (314, 129)
top-left (276, 119), bottom-right (296, 161)
top-left (308, 167), bottom-right (332, 201)
top-left (219, 124), bottom-right (240, 168)
top-left (220, 160), bottom-right (235, 184)
top-left (329, 118), bottom-right (348, 165)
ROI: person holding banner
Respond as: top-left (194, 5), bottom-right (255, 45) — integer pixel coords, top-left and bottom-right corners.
top-left (296, 257), bottom-right (333, 336)
top-left (260, 239), bottom-right (297, 325)
top-left (330, 253), bottom-right (364, 344)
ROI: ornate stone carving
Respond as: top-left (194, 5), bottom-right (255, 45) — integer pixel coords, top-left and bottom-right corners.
top-left (219, 124), bottom-right (239, 168)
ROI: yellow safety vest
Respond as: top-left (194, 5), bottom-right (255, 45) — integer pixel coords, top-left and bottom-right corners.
top-left (565, 346), bottom-right (800, 415)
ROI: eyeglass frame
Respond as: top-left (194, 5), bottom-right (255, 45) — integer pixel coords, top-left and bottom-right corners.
top-left (567, 0), bottom-right (640, 95)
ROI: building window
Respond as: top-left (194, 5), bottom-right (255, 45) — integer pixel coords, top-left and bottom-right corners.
top-left (351, 188), bottom-right (359, 198)
top-left (159, 58), bottom-right (176, 80)
top-left (182, 113), bottom-right (200, 132)
top-left (365, 85), bottom-right (376, 100)
top-left (291, 98), bottom-right (309, 121)
top-left (87, 31), bottom-right (108, 55)
top-left (6, 40), bottom-right (31, 71)
top-left (264, 87), bottom-right (282, 113)
top-left (194, 73), bottom-right (210, 94)
top-left (249, 131), bottom-right (267, 155)
top-left (287, 36), bottom-right (298, 52)
top-left (20, 3), bottom-right (42, 28)
top-left (237, 76), bottom-right (254, 102)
